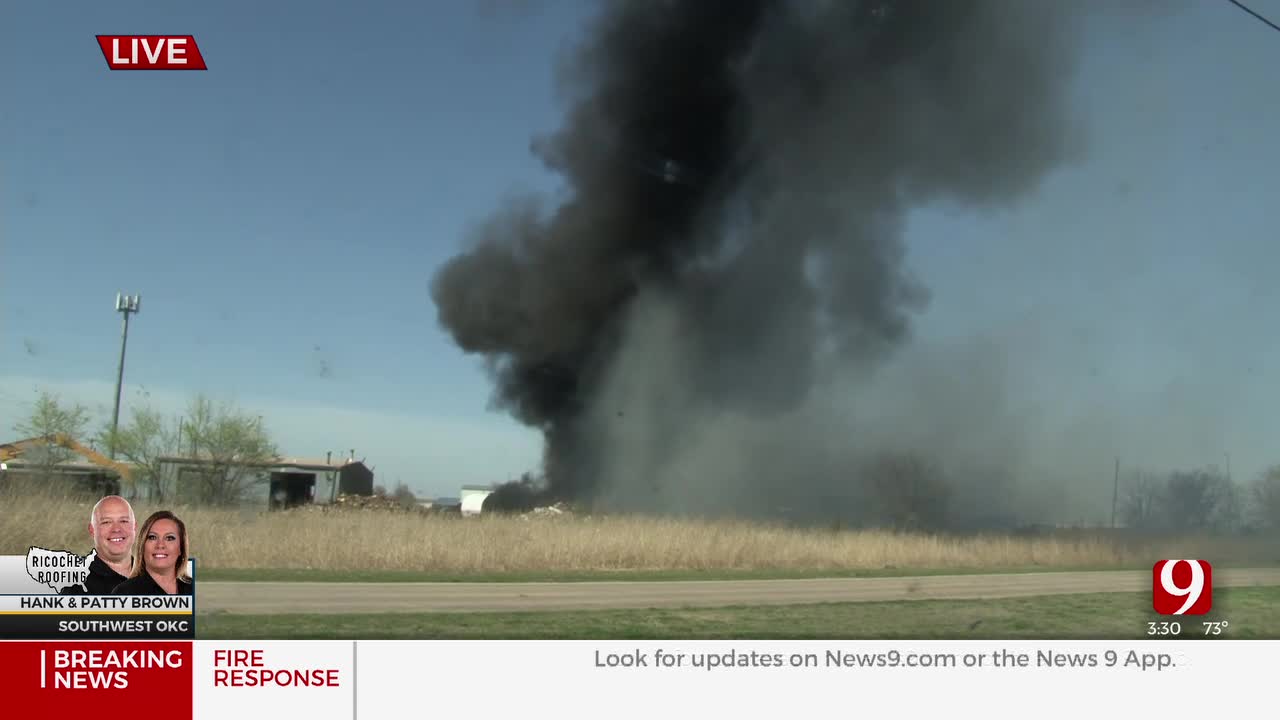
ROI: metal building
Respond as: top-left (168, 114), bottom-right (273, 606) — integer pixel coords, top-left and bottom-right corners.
top-left (152, 451), bottom-right (374, 508)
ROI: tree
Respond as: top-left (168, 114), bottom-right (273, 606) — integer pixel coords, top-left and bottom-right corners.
top-left (860, 451), bottom-right (950, 531)
top-left (1119, 470), bottom-right (1162, 530)
top-left (1207, 474), bottom-right (1245, 534)
top-left (1162, 468), bottom-right (1231, 532)
top-left (1119, 467), bottom-right (1240, 533)
top-left (97, 406), bottom-right (181, 502)
top-left (392, 483), bottom-right (417, 509)
top-left (178, 395), bottom-right (277, 505)
top-left (12, 391), bottom-right (91, 471)
top-left (1249, 467), bottom-right (1280, 531)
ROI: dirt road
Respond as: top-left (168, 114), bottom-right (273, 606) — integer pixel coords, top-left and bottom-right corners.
top-left (195, 568), bottom-right (1280, 614)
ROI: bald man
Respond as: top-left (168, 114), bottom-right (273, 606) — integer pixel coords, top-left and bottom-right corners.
top-left (60, 495), bottom-right (137, 595)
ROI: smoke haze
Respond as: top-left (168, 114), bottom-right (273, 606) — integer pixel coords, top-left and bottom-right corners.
top-left (431, 0), bottom-right (1164, 526)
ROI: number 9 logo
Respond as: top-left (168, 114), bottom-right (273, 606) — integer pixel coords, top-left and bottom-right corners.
top-left (1152, 559), bottom-right (1213, 615)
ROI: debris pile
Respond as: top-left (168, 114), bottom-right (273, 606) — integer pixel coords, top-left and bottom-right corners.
top-left (335, 494), bottom-right (419, 512)
top-left (280, 496), bottom-right (580, 518)
top-left (519, 502), bottom-right (575, 520)
top-left (286, 494), bottom-right (426, 514)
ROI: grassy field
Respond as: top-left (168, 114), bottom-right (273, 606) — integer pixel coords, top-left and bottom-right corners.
top-left (5, 489), bottom-right (1277, 575)
top-left (195, 565), bottom-right (1134, 583)
top-left (195, 586), bottom-right (1280, 639)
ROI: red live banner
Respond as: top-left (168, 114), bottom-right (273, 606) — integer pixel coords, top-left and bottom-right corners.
top-left (0, 642), bottom-right (192, 719)
top-left (96, 35), bottom-right (208, 70)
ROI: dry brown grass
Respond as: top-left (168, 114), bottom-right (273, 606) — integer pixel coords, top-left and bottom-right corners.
top-left (1, 487), bottom-right (1272, 573)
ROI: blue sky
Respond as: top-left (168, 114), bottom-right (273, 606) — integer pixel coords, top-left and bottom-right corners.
top-left (4, 1), bottom-right (1280, 507)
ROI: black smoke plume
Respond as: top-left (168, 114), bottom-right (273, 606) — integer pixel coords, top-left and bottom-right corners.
top-left (432, 0), bottom-right (1093, 519)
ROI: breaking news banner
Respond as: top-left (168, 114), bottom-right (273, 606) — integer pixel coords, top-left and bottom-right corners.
top-left (2, 639), bottom-right (1276, 720)
top-left (0, 550), bottom-right (196, 640)
top-left (0, 642), bottom-right (193, 715)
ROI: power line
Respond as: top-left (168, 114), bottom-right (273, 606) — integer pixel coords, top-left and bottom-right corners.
top-left (1226, 0), bottom-right (1280, 34)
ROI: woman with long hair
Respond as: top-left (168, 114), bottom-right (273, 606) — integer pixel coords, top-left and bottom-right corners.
top-left (112, 510), bottom-right (193, 595)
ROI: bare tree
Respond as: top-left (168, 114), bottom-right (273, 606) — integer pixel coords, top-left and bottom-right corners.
top-left (1249, 466), bottom-right (1280, 531)
top-left (1121, 467), bottom-right (1240, 533)
top-left (1208, 473), bottom-right (1245, 534)
top-left (861, 451), bottom-right (950, 531)
top-left (392, 482), bottom-right (417, 509)
top-left (1162, 468), bottom-right (1231, 532)
top-left (97, 406), bottom-right (181, 502)
top-left (181, 395), bottom-right (277, 505)
top-left (1118, 470), bottom-right (1162, 530)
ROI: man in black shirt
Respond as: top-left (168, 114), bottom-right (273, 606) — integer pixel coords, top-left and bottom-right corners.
top-left (60, 495), bottom-right (136, 595)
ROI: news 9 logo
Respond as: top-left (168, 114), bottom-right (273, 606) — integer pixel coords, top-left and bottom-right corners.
top-left (1152, 559), bottom-right (1213, 615)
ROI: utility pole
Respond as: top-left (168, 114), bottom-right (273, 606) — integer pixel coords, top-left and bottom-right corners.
top-left (1111, 457), bottom-right (1120, 529)
top-left (109, 293), bottom-right (141, 460)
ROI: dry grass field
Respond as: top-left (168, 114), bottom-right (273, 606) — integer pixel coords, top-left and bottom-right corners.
top-left (1, 488), bottom-right (1273, 574)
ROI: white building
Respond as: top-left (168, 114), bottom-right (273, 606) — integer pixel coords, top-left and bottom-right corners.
top-left (459, 484), bottom-right (493, 516)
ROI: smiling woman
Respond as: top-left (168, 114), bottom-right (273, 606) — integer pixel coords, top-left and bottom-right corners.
top-left (112, 510), bottom-right (193, 596)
